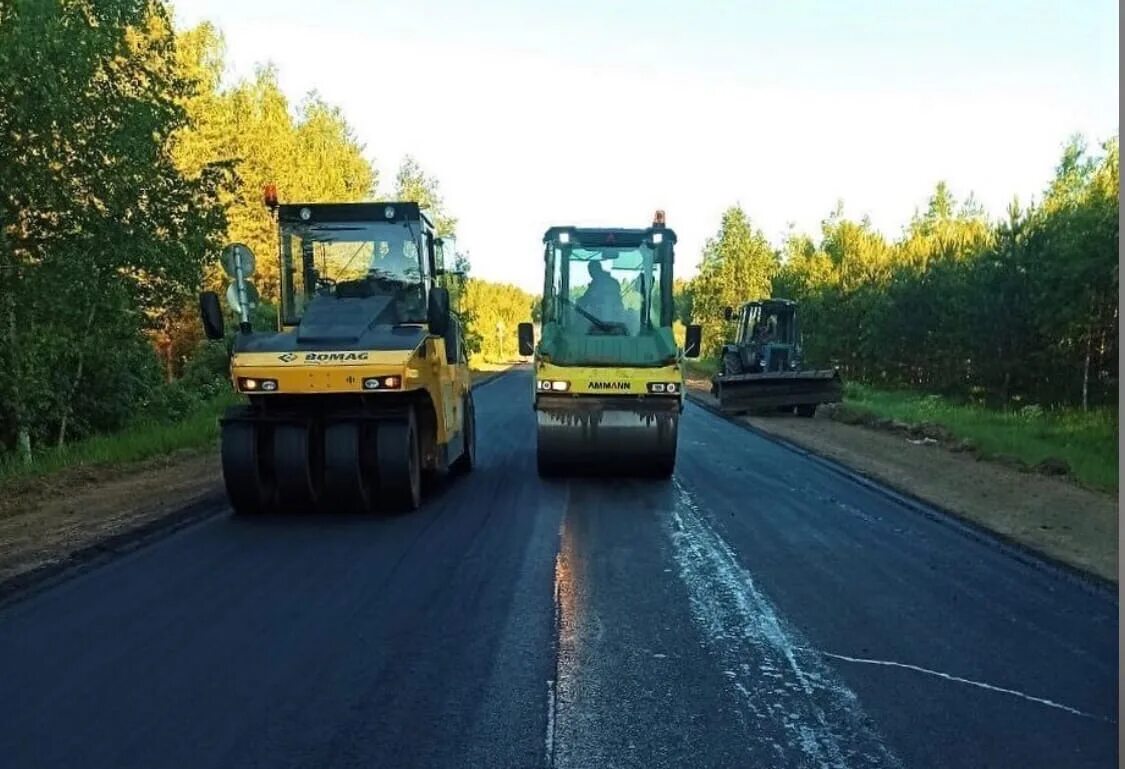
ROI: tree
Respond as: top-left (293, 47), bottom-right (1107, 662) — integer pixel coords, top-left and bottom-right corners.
top-left (461, 279), bottom-right (536, 363)
top-left (672, 278), bottom-right (694, 324)
top-left (763, 135), bottom-right (1118, 408)
top-left (689, 206), bottom-right (779, 357)
top-left (393, 155), bottom-right (457, 237)
top-left (171, 47), bottom-right (377, 300)
top-left (0, 0), bottom-right (227, 457)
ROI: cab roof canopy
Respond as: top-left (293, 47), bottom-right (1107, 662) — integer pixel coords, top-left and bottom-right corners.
top-left (747, 298), bottom-right (798, 308)
top-left (278, 201), bottom-right (434, 228)
top-left (542, 225), bottom-right (677, 248)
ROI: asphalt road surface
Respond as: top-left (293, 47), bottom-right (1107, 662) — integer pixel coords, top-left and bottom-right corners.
top-left (1, 369), bottom-right (1117, 769)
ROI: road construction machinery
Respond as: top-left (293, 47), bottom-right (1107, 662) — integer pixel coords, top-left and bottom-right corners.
top-left (518, 211), bottom-right (702, 477)
top-left (199, 197), bottom-right (474, 514)
top-left (711, 298), bottom-right (842, 416)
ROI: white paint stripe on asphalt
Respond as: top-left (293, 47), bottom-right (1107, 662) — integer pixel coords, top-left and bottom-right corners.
top-left (670, 479), bottom-right (903, 769)
top-left (545, 678), bottom-right (556, 763)
top-left (819, 651), bottom-right (1107, 721)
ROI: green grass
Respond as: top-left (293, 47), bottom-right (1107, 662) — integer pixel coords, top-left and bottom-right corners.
top-left (469, 360), bottom-right (517, 373)
top-left (843, 382), bottom-right (1119, 492)
top-left (685, 358), bottom-right (719, 379)
top-left (1, 367), bottom-right (509, 488)
top-left (0, 392), bottom-right (238, 488)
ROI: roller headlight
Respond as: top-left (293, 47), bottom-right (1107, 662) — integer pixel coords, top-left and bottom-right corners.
top-left (537, 379), bottom-right (570, 392)
top-left (238, 377), bottom-right (278, 392)
top-left (363, 375), bottom-right (402, 390)
top-left (646, 382), bottom-right (680, 394)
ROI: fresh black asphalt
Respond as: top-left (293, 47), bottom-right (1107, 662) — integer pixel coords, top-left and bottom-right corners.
top-left (0, 368), bottom-right (1116, 768)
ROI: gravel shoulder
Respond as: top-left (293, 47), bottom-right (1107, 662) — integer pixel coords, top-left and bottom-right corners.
top-left (685, 378), bottom-right (1118, 584)
top-left (0, 451), bottom-right (223, 588)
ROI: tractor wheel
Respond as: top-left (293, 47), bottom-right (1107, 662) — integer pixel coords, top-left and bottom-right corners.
top-left (377, 411), bottom-right (422, 511)
top-left (796, 404), bottom-right (817, 418)
top-left (451, 393), bottom-right (476, 473)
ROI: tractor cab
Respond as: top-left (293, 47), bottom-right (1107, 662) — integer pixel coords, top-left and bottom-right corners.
top-left (541, 223), bottom-right (675, 339)
top-left (532, 214), bottom-right (701, 368)
top-left (199, 201), bottom-right (459, 356)
top-left (714, 297), bottom-right (841, 416)
top-left (726, 299), bottom-right (801, 372)
top-left (277, 202), bottom-right (452, 330)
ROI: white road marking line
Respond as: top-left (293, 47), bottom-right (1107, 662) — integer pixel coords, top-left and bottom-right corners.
top-left (819, 651), bottom-right (1108, 721)
top-left (670, 479), bottom-right (902, 769)
top-left (545, 678), bottom-right (557, 763)
top-left (546, 512), bottom-right (565, 768)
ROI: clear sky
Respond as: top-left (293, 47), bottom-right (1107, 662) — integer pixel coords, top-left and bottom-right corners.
top-left (171, 0), bottom-right (1118, 292)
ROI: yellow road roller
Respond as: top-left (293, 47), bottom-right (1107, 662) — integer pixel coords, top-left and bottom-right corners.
top-left (198, 198), bottom-right (474, 513)
top-left (518, 211), bottom-right (702, 477)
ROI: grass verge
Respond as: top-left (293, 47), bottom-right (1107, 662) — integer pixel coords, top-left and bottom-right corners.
top-left (685, 359), bottom-right (719, 379)
top-left (0, 392), bottom-right (238, 489)
top-left (1, 365), bottom-right (514, 489)
top-left (470, 361), bottom-right (517, 376)
top-left (842, 382), bottom-right (1118, 492)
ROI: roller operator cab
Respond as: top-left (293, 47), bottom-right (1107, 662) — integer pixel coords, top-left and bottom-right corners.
top-left (518, 211), bottom-right (702, 477)
top-left (198, 200), bottom-right (475, 514)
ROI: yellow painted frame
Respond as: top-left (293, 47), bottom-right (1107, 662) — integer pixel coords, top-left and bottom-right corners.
top-left (229, 337), bottom-right (472, 448)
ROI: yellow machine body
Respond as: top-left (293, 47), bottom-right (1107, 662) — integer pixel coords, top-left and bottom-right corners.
top-left (210, 201), bottom-right (476, 515)
top-left (229, 336), bottom-right (470, 448)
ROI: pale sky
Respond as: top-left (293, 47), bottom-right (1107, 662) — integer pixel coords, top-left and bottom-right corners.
top-left (171, 0), bottom-right (1118, 292)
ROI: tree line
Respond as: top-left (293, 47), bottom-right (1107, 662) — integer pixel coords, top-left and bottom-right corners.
top-left (1, 1), bottom-right (1112, 468)
top-left (0, 0), bottom-right (516, 463)
top-left (680, 136), bottom-right (1119, 410)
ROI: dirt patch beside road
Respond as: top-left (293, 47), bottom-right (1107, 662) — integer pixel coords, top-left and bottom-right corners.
top-left (0, 451), bottom-right (222, 588)
top-left (686, 378), bottom-right (1118, 584)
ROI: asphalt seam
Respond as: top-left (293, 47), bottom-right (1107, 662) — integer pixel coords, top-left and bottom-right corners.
top-left (0, 366), bottom-right (519, 610)
top-left (684, 392), bottom-right (1117, 600)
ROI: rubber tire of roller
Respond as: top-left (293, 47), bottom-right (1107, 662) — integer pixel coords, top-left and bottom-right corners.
top-left (377, 411), bottom-right (422, 511)
top-left (450, 393), bottom-right (476, 474)
top-left (323, 421), bottom-right (375, 514)
top-left (273, 422), bottom-right (322, 513)
top-left (221, 418), bottom-right (274, 515)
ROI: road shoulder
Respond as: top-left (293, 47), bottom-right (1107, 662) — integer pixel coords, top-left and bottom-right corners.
top-left (0, 366), bottom-right (516, 603)
top-left (685, 380), bottom-right (1118, 585)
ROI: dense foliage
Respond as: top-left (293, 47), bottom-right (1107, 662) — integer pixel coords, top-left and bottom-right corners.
top-left (460, 280), bottom-right (537, 362)
top-left (686, 138), bottom-right (1119, 410)
top-left (0, 1), bottom-right (228, 459)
